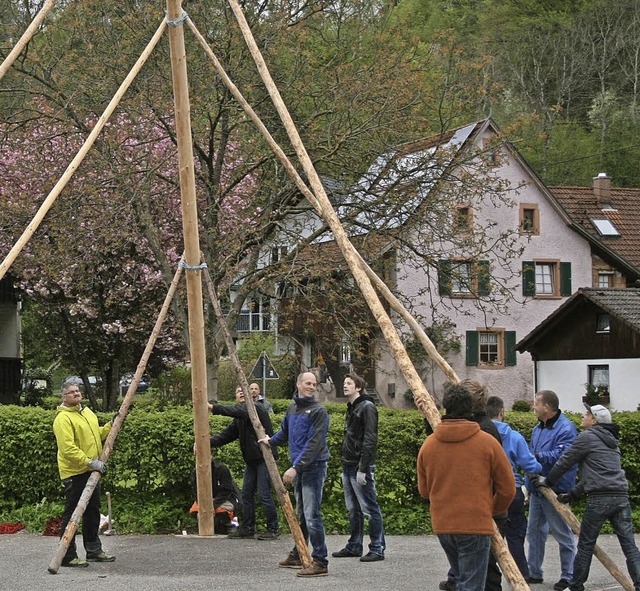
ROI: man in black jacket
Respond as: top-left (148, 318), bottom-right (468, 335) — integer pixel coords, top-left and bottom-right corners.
top-left (209, 386), bottom-right (279, 540)
top-left (331, 373), bottom-right (385, 562)
top-left (535, 403), bottom-right (640, 591)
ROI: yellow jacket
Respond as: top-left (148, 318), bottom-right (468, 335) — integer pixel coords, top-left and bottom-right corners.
top-left (53, 404), bottom-right (111, 480)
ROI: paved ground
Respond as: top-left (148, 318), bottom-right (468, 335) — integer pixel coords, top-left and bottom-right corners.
top-left (0, 531), bottom-right (634, 591)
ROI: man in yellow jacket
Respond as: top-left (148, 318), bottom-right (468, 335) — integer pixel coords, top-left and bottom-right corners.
top-left (53, 381), bottom-right (115, 567)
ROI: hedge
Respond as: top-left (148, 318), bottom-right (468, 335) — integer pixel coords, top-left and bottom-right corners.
top-left (1, 404), bottom-right (639, 534)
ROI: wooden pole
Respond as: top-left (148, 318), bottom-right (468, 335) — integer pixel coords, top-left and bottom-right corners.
top-left (187, 17), bottom-right (459, 396)
top-left (538, 487), bottom-right (634, 591)
top-left (0, 19), bottom-right (168, 284)
top-left (202, 266), bottom-right (312, 567)
top-left (0, 0), bottom-right (56, 81)
top-left (48, 261), bottom-right (184, 573)
top-left (223, 3), bottom-right (526, 587)
top-left (165, 0), bottom-right (214, 536)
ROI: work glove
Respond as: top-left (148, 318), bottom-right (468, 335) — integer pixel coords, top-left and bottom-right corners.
top-left (529, 474), bottom-right (547, 489)
top-left (356, 471), bottom-right (367, 486)
top-left (557, 489), bottom-right (581, 505)
top-left (110, 411), bottom-right (119, 426)
top-left (88, 459), bottom-right (106, 474)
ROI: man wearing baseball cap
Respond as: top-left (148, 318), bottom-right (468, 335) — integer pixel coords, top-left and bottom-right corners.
top-left (534, 402), bottom-right (640, 591)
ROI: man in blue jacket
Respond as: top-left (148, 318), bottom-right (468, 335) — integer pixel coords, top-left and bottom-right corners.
top-left (526, 390), bottom-right (578, 591)
top-left (487, 395), bottom-right (542, 581)
top-left (262, 371), bottom-right (330, 577)
top-left (536, 403), bottom-right (640, 591)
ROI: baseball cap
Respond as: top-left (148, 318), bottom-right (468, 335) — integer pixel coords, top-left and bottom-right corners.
top-left (583, 401), bottom-right (612, 424)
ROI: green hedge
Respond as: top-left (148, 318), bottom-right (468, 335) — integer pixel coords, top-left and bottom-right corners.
top-left (1, 405), bottom-right (639, 534)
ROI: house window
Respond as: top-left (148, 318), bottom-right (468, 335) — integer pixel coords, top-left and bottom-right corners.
top-left (522, 260), bottom-right (572, 298)
top-left (597, 272), bottom-right (613, 288)
top-left (536, 263), bottom-right (556, 294)
top-left (237, 297), bottom-right (271, 332)
top-left (519, 204), bottom-right (540, 235)
top-left (454, 205), bottom-right (472, 233)
top-left (596, 313), bottom-right (611, 333)
top-left (588, 364), bottom-right (610, 394)
top-left (438, 260), bottom-right (491, 297)
top-left (466, 330), bottom-right (517, 368)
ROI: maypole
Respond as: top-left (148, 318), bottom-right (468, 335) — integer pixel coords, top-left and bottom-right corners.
top-left (165, 0), bottom-right (214, 536)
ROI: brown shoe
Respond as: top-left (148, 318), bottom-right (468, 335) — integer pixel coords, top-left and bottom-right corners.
top-left (278, 553), bottom-right (303, 569)
top-left (297, 559), bottom-right (328, 577)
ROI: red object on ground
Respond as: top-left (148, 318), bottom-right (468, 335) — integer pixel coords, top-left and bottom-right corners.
top-left (0, 523), bottom-right (25, 534)
top-left (43, 517), bottom-right (62, 536)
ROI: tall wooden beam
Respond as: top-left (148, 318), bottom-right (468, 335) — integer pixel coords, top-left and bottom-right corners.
top-left (165, 0), bottom-right (214, 536)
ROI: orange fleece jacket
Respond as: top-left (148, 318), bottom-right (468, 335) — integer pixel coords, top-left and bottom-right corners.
top-left (416, 419), bottom-right (515, 535)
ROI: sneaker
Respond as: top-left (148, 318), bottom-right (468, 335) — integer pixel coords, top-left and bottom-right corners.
top-left (86, 552), bottom-right (115, 562)
top-left (439, 581), bottom-right (456, 591)
top-left (61, 557), bottom-right (89, 568)
top-left (278, 553), bottom-right (303, 569)
top-left (331, 547), bottom-right (362, 558)
top-left (554, 580), bottom-right (570, 591)
top-left (528, 579), bottom-right (544, 585)
top-left (297, 559), bottom-right (328, 577)
top-left (227, 528), bottom-right (255, 539)
top-left (257, 531), bottom-right (280, 540)
top-left (360, 552), bottom-right (384, 562)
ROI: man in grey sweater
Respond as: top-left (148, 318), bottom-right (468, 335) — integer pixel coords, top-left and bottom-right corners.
top-left (534, 403), bottom-right (640, 591)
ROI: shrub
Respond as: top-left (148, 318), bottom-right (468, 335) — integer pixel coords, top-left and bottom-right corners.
top-left (2, 404), bottom-right (639, 534)
top-left (511, 399), bottom-right (532, 412)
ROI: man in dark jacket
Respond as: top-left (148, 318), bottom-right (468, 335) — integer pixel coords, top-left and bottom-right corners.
top-left (209, 385), bottom-right (279, 540)
top-left (332, 373), bottom-right (385, 562)
top-left (535, 403), bottom-right (640, 591)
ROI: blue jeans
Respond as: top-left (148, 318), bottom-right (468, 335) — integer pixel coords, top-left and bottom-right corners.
top-left (527, 491), bottom-right (576, 581)
top-left (341, 464), bottom-right (386, 556)
top-left (241, 461), bottom-right (279, 534)
top-left (505, 487), bottom-right (530, 579)
top-left (290, 461), bottom-right (328, 565)
top-left (571, 496), bottom-right (640, 591)
top-left (438, 533), bottom-right (492, 591)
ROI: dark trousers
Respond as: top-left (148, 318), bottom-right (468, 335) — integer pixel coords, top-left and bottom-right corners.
top-left (60, 472), bottom-right (103, 561)
top-left (505, 487), bottom-right (530, 579)
top-left (241, 461), bottom-right (279, 534)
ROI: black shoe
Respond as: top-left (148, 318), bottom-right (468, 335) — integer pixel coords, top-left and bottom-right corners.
top-left (554, 579), bottom-right (570, 591)
top-left (227, 528), bottom-right (255, 539)
top-left (528, 579), bottom-right (543, 585)
top-left (257, 531), bottom-right (280, 540)
top-left (331, 548), bottom-right (362, 558)
top-left (360, 552), bottom-right (384, 562)
top-left (439, 581), bottom-right (456, 591)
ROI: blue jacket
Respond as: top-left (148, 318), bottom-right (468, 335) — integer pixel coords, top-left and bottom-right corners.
top-left (526, 411), bottom-right (578, 494)
top-left (270, 394), bottom-right (329, 472)
top-left (493, 420), bottom-right (542, 487)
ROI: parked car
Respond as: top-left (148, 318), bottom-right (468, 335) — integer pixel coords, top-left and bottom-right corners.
top-left (63, 375), bottom-right (102, 389)
top-left (119, 373), bottom-right (151, 396)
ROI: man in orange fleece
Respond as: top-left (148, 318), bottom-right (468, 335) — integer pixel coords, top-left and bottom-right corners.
top-left (417, 384), bottom-right (515, 591)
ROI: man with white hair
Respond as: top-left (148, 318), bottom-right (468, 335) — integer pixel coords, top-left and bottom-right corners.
top-left (533, 403), bottom-right (640, 591)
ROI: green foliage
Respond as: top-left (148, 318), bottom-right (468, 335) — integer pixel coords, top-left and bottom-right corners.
top-left (511, 400), bottom-right (532, 412)
top-left (4, 404), bottom-right (640, 534)
top-left (144, 366), bottom-right (193, 408)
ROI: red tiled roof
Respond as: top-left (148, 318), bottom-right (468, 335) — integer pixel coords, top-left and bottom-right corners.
top-left (548, 185), bottom-right (640, 273)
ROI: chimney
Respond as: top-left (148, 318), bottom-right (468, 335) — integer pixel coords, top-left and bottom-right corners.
top-left (593, 172), bottom-right (611, 207)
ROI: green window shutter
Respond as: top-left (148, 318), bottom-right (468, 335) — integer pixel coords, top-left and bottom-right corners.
top-left (505, 331), bottom-right (517, 366)
top-left (522, 261), bottom-right (535, 296)
top-left (560, 262), bottom-right (572, 296)
top-left (478, 260), bottom-right (491, 296)
top-left (466, 331), bottom-right (479, 366)
top-left (438, 260), bottom-right (452, 296)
